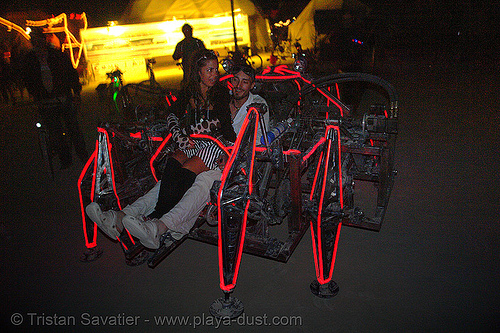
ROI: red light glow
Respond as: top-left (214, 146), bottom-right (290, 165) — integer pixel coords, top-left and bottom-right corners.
top-left (190, 134), bottom-right (230, 157)
top-left (283, 149), bottom-right (301, 155)
top-left (91, 128), bottom-right (135, 245)
top-left (78, 149), bottom-right (98, 248)
top-left (217, 107), bottom-right (259, 292)
top-left (149, 133), bottom-right (172, 182)
top-left (310, 125), bottom-right (343, 284)
top-left (302, 137), bottom-right (326, 162)
top-left (317, 88), bottom-right (343, 117)
top-left (310, 151), bottom-right (324, 201)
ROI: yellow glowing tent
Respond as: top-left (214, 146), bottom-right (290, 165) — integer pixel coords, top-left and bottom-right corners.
top-left (121, 0), bottom-right (271, 51)
top-left (288, 0), bottom-right (370, 50)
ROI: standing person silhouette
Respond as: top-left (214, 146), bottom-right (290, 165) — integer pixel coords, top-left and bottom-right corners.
top-left (0, 48), bottom-right (15, 104)
top-left (22, 28), bottom-right (88, 169)
top-left (173, 23), bottom-right (206, 87)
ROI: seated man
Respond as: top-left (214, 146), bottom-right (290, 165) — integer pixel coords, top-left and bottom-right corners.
top-left (86, 64), bottom-right (269, 249)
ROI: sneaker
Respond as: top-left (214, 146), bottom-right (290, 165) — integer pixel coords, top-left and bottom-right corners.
top-left (122, 215), bottom-right (162, 249)
top-left (85, 202), bottom-right (120, 239)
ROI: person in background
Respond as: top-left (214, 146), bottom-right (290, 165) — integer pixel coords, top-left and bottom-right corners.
top-left (173, 23), bottom-right (206, 87)
top-left (0, 48), bottom-right (15, 104)
top-left (22, 28), bottom-right (88, 169)
top-left (45, 33), bottom-right (61, 49)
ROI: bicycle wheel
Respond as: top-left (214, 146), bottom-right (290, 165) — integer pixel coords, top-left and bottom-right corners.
top-left (37, 123), bottom-right (55, 179)
top-left (275, 44), bottom-right (286, 61)
top-left (248, 54), bottom-right (263, 69)
top-left (115, 86), bottom-right (134, 119)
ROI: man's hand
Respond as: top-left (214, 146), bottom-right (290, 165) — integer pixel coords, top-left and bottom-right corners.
top-left (216, 153), bottom-right (229, 170)
top-left (187, 138), bottom-right (196, 149)
top-left (247, 102), bottom-right (267, 115)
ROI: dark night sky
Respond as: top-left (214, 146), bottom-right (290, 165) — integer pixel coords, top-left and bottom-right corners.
top-left (0, 1), bottom-right (428, 29)
top-left (0, 0), bottom-right (491, 20)
top-left (1, 0), bottom-right (311, 27)
top-left (1, 0), bottom-right (498, 38)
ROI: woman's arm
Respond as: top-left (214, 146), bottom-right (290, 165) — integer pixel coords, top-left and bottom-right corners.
top-left (166, 89), bottom-right (194, 149)
top-left (168, 89), bottom-right (191, 119)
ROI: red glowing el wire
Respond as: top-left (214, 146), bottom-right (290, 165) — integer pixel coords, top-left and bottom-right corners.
top-left (96, 128), bottom-right (135, 245)
top-left (317, 88), bottom-right (343, 117)
top-left (90, 139), bottom-right (99, 202)
top-left (149, 133), bottom-right (172, 182)
top-left (190, 134), bottom-right (230, 156)
top-left (219, 74), bottom-right (233, 81)
top-left (78, 149), bottom-right (98, 248)
top-left (217, 108), bottom-right (259, 291)
top-left (327, 86), bottom-right (331, 108)
top-left (310, 151), bottom-right (324, 201)
top-left (283, 149), bottom-right (301, 155)
top-left (256, 74), bottom-right (301, 80)
top-left (311, 125), bottom-right (344, 283)
top-left (302, 137), bottom-right (326, 162)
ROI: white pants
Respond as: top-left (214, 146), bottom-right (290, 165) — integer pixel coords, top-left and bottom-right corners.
top-left (121, 169), bottom-right (222, 235)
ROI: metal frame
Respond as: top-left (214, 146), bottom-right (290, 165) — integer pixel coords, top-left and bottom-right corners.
top-left (78, 64), bottom-right (399, 312)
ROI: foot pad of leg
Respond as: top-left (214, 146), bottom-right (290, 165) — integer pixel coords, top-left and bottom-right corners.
top-left (79, 247), bottom-right (103, 262)
top-left (209, 296), bottom-right (244, 319)
top-left (310, 280), bottom-right (339, 298)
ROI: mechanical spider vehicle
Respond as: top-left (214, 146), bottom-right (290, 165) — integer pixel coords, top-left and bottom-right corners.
top-left (78, 63), bottom-right (398, 318)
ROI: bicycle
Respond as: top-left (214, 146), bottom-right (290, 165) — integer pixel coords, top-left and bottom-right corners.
top-left (115, 58), bottom-right (178, 122)
top-left (242, 46), bottom-right (263, 69)
top-left (268, 39), bottom-right (293, 65)
top-left (96, 69), bottom-right (124, 116)
top-left (140, 58), bottom-right (162, 89)
top-left (35, 118), bottom-right (55, 180)
top-left (220, 46), bottom-right (263, 73)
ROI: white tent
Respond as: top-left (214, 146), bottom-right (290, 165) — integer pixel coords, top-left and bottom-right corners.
top-left (288, 0), bottom-right (370, 50)
top-left (121, 0), bottom-right (271, 50)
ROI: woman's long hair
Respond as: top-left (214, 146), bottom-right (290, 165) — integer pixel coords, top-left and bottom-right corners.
top-left (184, 48), bottom-right (218, 103)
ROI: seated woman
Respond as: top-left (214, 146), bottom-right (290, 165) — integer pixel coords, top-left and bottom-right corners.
top-left (145, 49), bottom-right (236, 219)
top-left (122, 64), bottom-right (269, 248)
top-left (87, 49), bottom-right (233, 245)
top-left (86, 55), bottom-right (268, 250)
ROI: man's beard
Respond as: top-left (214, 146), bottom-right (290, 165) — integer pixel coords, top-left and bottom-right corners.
top-left (233, 91), bottom-right (249, 101)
